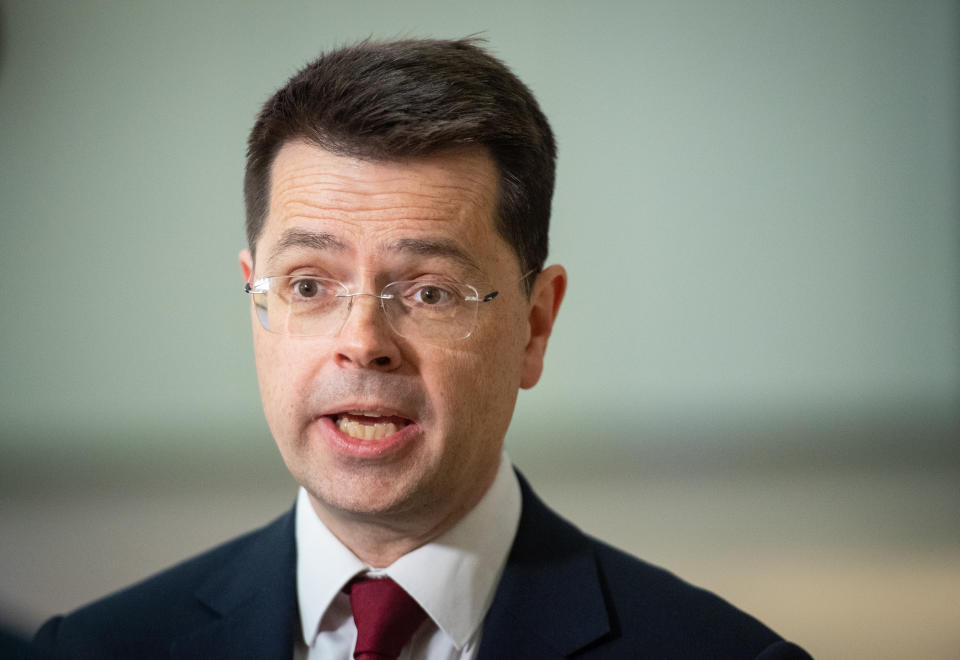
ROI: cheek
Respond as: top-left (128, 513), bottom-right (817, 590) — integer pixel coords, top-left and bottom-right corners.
top-left (417, 347), bottom-right (485, 435)
top-left (428, 331), bottom-right (524, 429)
top-left (426, 352), bottom-right (478, 410)
top-left (253, 335), bottom-right (314, 430)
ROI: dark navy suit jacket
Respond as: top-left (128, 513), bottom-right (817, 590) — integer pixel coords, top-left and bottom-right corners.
top-left (34, 474), bottom-right (811, 659)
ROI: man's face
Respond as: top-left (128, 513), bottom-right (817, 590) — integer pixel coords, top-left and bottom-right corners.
top-left (240, 141), bottom-right (563, 534)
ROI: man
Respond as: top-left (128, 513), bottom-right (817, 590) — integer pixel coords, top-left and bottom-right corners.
top-left (34, 39), bottom-right (810, 659)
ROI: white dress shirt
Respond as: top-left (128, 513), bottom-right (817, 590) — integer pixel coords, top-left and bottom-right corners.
top-left (294, 452), bottom-right (522, 660)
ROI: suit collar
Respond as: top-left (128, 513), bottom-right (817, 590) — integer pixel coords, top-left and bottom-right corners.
top-left (479, 471), bottom-right (611, 659)
top-left (171, 508), bottom-right (299, 660)
top-left (295, 453), bottom-right (523, 650)
top-left (161, 471), bottom-right (612, 659)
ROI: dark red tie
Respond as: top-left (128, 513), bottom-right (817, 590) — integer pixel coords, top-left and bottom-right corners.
top-left (347, 576), bottom-right (428, 660)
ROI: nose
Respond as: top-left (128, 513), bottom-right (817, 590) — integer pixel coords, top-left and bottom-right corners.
top-left (333, 293), bottom-right (402, 371)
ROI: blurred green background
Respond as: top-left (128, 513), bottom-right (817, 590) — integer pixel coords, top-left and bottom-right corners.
top-left (1, 0), bottom-right (958, 469)
top-left (1, 1), bottom-right (958, 657)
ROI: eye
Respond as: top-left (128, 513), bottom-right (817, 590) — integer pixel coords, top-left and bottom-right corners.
top-left (294, 278), bottom-right (319, 298)
top-left (287, 277), bottom-right (334, 302)
top-left (410, 283), bottom-right (457, 306)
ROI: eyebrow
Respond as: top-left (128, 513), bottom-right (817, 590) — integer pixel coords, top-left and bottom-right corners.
top-left (387, 237), bottom-right (484, 276)
top-left (266, 229), bottom-right (345, 264)
top-left (264, 230), bottom-right (484, 278)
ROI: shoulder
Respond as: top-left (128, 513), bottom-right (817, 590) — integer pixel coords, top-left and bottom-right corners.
top-left (505, 472), bottom-right (810, 659)
top-left (33, 509), bottom-right (295, 660)
top-left (588, 538), bottom-right (808, 657)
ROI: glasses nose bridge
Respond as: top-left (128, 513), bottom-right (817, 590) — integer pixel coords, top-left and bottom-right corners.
top-left (336, 290), bottom-right (392, 315)
top-left (335, 290), bottom-right (394, 333)
top-left (337, 291), bottom-right (390, 302)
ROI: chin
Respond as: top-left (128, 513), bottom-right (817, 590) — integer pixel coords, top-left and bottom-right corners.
top-left (304, 469), bottom-right (427, 519)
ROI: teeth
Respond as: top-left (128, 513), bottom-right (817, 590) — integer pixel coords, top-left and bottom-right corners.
top-left (336, 417), bottom-right (399, 441)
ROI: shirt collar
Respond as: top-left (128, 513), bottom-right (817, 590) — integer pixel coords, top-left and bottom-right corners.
top-left (296, 451), bottom-right (522, 650)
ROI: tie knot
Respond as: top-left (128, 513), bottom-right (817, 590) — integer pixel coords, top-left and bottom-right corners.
top-left (347, 576), bottom-right (427, 660)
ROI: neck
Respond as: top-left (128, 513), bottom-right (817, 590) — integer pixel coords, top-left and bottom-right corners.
top-left (306, 471), bottom-right (497, 567)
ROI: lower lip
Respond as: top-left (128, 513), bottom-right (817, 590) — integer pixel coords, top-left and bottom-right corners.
top-left (313, 416), bottom-right (422, 459)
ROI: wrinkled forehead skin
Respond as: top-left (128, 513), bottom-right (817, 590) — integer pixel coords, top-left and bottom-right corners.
top-left (255, 141), bottom-right (524, 292)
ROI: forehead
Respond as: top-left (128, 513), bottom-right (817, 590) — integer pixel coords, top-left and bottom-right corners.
top-left (258, 141), bottom-right (506, 275)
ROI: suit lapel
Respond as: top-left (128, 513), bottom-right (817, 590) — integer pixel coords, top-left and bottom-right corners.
top-left (171, 508), bottom-right (299, 660)
top-left (478, 472), bottom-right (612, 659)
top-left (163, 475), bottom-right (610, 658)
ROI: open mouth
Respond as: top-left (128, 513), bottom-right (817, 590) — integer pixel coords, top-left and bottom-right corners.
top-left (331, 411), bottom-right (413, 441)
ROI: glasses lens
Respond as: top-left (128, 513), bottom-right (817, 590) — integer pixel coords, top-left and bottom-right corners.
top-left (382, 280), bottom-right (479, 341)
top-left (248, 277), bottom-right (483, 341)
top-left (250, 276), bottom-right (348, 336)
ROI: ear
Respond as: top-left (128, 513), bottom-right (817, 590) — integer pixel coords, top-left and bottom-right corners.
top-left (520, 264), bottom-right (567, 389)
top-left (239, 249), bottom-right (254, 282)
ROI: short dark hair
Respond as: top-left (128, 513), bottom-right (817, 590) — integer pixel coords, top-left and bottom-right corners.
top-left (244, 38), bottom-right (556, 288)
